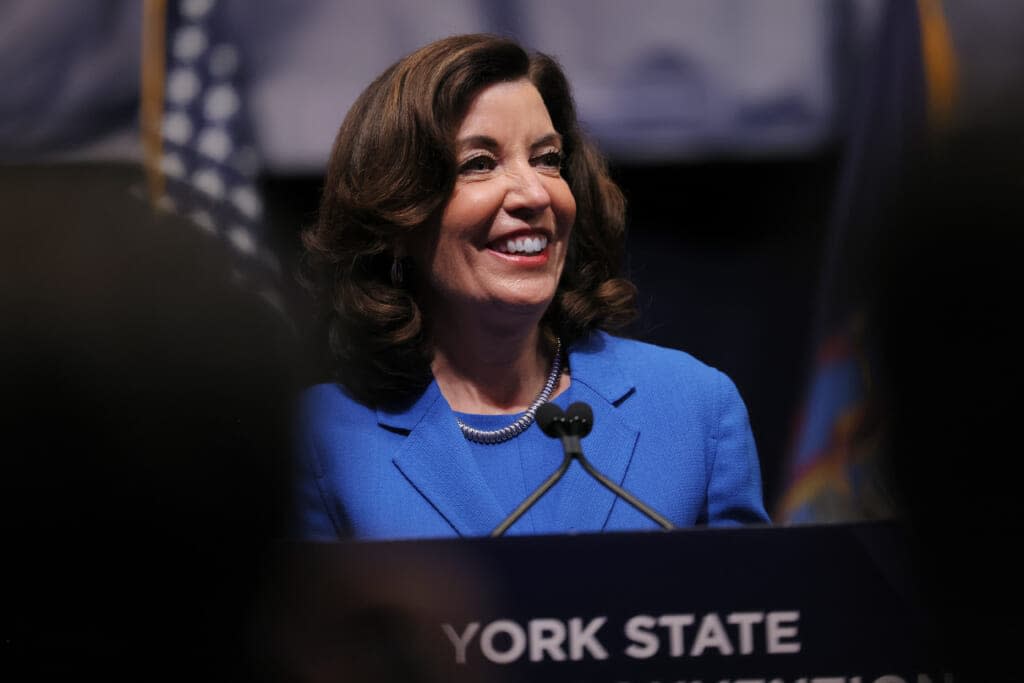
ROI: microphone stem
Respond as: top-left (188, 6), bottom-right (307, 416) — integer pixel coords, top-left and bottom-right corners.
top-left (490, 451), bottom-right (574, 537)
top-left (491, 419), bottom-right (677, 535)
top-left (575, 454), bottom-right (676, 531)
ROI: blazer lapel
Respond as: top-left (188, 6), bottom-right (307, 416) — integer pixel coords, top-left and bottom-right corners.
top-left (379, 382), bottom-right (507, 537)
top-left (553, 333), bottom-right (641, 533)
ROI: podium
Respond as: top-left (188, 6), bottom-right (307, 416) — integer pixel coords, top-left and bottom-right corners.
top-left (261, 521), bottom-right (945, 683)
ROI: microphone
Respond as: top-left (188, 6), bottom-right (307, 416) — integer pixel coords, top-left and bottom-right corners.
top-left (538, 401), bottom-right (592, 439)
top-left (491, 402), bottom-right (675, 536)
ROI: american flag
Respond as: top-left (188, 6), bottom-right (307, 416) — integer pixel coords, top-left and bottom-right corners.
top-left (140, 0), bottom-right (290, 324)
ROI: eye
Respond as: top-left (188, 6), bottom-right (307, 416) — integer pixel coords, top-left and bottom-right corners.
top-left (458, 154), bottom-right (496, 174)
top-left (532, 150), bottom-right (564, 172)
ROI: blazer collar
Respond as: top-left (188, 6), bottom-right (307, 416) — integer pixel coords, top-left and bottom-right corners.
top-left (563, 331), bottom-right (636, 411)
top-left (376, 379), bottom-right (441, 433)
top-left (376, 331), bottom-right (641, 536)
top-left (380, 382), bottom-right (508, 537)
top-left (550, 332), bottom-right (642, 532)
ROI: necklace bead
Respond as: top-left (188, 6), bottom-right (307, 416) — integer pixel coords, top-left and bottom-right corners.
top-left (456, 338), bottom-right (562, 444)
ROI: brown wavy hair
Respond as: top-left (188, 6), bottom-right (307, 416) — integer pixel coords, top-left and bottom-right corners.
top-left (302, 34), bottom-right (637, 406)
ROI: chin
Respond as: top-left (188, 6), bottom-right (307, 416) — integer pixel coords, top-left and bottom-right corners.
top-left (486, 289), bottom-right (557, 317)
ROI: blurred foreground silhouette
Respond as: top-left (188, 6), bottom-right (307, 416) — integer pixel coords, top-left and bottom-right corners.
top-left (1, 163), bottom-right (296, 681)
top-left (867, 112), bottom-right (1024, 681)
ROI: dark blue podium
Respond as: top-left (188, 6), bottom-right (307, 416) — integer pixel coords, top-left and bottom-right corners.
top-left (262, 522), bottom-right (946, 683)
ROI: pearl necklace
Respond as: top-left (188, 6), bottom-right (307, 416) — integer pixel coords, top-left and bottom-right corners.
top-left (456, 338), bottom-right (563, 444)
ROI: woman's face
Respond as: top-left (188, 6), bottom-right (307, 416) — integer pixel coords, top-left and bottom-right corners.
top-left (412, 78), bottom-right (576, 326)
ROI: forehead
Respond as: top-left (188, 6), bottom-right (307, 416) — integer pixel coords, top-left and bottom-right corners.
top-left (455, 79), bottom-right (555, 139)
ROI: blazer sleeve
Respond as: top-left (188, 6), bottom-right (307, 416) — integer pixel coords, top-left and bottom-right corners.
top-left (289, 392), bottom-right (347, 541)
top-left (705, 371), bottom-right (771, 526)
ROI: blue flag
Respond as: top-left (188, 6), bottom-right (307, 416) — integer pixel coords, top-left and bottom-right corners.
top-left (776, 0), bottom-right (956, 523)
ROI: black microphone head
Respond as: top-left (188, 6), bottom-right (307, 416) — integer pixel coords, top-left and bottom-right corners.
top-left (536, 402), bottom-right (566, 437)
top-left (566, 402), bottom-right (594, 437)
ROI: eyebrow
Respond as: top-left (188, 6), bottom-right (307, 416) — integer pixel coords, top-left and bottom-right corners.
top-left (532, 132), bottom-right (563, 148)
top-left (455, 132), bottom-right (563, 153)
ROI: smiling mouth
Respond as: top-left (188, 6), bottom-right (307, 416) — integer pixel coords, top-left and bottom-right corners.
top-left (490, 234), bottom-right (549, 256)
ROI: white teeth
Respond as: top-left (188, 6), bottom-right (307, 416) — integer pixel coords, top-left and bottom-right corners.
top-left (496, 235), bottom-right (548, 255)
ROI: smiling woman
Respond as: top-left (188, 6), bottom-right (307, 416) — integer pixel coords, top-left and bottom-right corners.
top-left (295, 34), bottom-right (769, 540)
top-left (415, 78), bottom-right (578, 412)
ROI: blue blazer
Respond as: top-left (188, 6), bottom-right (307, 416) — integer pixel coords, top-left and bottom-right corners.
top-left (293, 332), bottom-right (769, 540)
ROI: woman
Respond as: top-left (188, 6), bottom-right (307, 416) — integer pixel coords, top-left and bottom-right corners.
top-left (295, 34), bottom-right (768, 540)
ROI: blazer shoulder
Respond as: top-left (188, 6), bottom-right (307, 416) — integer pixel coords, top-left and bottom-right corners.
top-left (598, 333), bottom-right (732, 392)
top-left (298, 382), bottom-right (376, 430)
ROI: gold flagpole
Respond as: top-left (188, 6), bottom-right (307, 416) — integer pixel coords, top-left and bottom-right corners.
top-left (917, 0), bottom-right (959, 131)
top-left (141, 0), bottom-right (168, 204)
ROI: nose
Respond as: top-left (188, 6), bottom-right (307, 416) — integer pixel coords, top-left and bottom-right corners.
top-left (503, 164), bottom-right (551, 216)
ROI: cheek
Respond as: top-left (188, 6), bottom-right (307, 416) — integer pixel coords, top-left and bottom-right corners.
top-left (439, 184), bottom-right (501, 238)
top-left (553, 182), bottom-right (577, 234)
